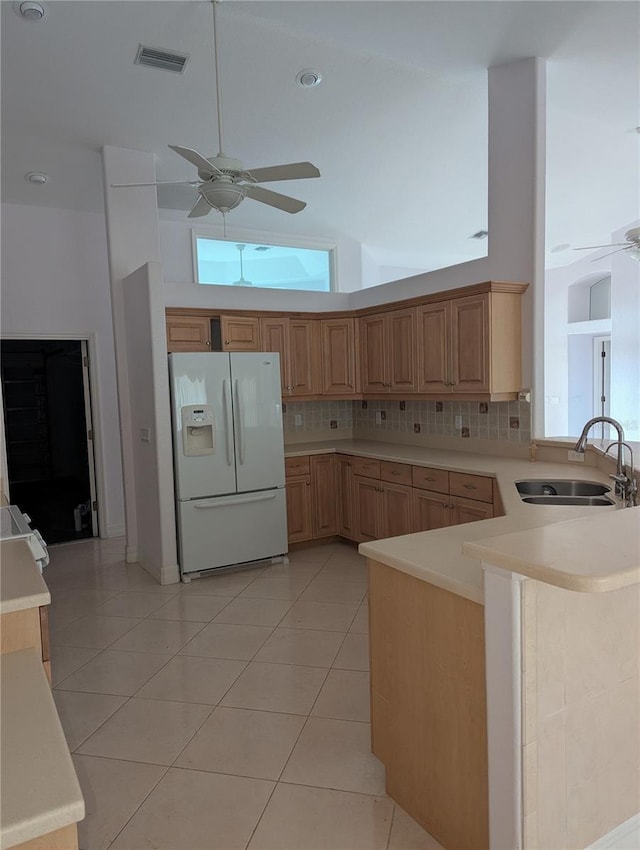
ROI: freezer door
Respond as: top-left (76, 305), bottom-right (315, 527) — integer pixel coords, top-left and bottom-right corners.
top-left (177, 489), bottom-right (287, 574)
top-left (169, 353), bottom-right (237, 500)
top-left (230, 353), bottom-right (286, 493)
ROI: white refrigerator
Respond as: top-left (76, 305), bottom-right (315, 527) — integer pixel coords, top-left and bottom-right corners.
top-left (169, 352), bottom-right (287, 579)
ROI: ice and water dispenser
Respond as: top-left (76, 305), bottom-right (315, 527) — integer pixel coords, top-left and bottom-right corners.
top-left (181, 405), bottom-right (215, 456)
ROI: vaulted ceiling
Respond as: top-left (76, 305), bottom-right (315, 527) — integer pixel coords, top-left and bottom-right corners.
top-left (1, 1), bottom-right (638, 275)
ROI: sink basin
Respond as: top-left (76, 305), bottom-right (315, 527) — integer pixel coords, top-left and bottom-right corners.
top-left (521, 495), bottom-right (615, 506)
top-left (515, 479), bottom-right (611, 497)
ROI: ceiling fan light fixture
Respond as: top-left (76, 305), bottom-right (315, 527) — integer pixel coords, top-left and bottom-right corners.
top-left (627, 245), bottom-right (640, 262)
top-left (200, 180), bottom-right (245, 213)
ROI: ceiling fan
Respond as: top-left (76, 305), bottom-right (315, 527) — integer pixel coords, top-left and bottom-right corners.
top-left (573, 227), bottom-right (640, 262)
top-left (111, 0), bottom-right (320, 219)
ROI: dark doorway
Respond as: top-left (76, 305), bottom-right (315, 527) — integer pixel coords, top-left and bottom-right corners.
top-left (1, 339), bottom-right (98, 544)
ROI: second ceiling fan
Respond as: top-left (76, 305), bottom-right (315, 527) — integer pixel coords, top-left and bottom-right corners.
top-left (113, 1), bottom-right (320, 219)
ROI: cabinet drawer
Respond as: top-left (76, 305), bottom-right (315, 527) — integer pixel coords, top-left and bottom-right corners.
top-left (352, 457), bottom-right (381, 479)
top-left (412, 466), bottom-right (449, 494)
top-left (285, 455), bottom-right (310, 477)
top-left (449, 472), bottom-right (493, 503)
top-left (380, 461), bottom-right (412, 486)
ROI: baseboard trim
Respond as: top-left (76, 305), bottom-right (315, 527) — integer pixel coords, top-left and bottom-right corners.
top-left (585, 814), bottom-right (640, 849)
top-left (104, 525), bottom-right (126, 539)
top-left (125, 545), bottom-right (138, 563)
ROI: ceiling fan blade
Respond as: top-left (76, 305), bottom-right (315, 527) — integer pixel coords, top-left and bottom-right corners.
top-left (244, 185), bottom-right (306, 214)
top-left (573, 242), bottom-right (628, 250)
top-left (188, 196), bottom-right (213, 219)
top-left (169, 145), bottom-right (222, 176)
top-left (110, 180), bottom-right (201, 188)
top-left (242, 162), bottom-right (321, 183)
top-left (590, 247), bottom-right (629, 262)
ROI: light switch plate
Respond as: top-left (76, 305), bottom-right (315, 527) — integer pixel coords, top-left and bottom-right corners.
top-left (455, 415), bottom-right (463, 428)
top-left (375, 411), bottom-right (382, 425)
top-left (294, 414), bottom-right (302, 426)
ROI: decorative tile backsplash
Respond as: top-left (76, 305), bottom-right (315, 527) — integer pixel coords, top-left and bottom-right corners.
top-left (354, 399), bottom-right (531, 443)
top-left (282, 400), bottom-right (353, 435)
top-left (282, 398), bottom-right (531, 443)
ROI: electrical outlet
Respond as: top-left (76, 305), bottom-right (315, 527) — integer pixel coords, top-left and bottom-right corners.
top-left (455, 415), bottom-right (463, 428)
top-left (294, 414), bottom-right (302, 426)
top-left (375, 411), bottom-right (382, 425)
top-left (567, 450), bottom-right (585, 462)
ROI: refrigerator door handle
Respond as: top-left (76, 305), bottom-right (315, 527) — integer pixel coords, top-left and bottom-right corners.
top-left (193, 492), bottom-right (276, 509)
top-left (222, 379), bottom-right (233, 466)
top-left (234, 378), bottom-right (246, 465)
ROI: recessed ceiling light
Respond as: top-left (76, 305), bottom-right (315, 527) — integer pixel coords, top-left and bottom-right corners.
top-left (15, 1), bottom-right (45, 20)
top-left (24, 171), bottom-right (48, 185)
top-left (296, 69), bottom-right (322, 89)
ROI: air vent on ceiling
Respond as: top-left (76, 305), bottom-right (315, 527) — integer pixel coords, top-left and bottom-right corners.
top-left (135, 44), bottom-right (189, 74)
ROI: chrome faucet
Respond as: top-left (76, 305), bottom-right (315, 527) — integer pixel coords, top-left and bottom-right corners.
top-left (574, 417), bottom-right (637, 506)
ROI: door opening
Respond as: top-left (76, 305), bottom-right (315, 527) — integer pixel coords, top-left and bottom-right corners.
top-left (1, 339), bottom-right (99, 543)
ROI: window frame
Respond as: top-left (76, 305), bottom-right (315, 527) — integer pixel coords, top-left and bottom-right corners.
top-left (191, 229), bottom-right (338, 293)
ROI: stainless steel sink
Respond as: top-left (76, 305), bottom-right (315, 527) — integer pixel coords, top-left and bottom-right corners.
top-left (515, 479), bottom-right (611, 497)
top-left (521, 495), bottom-right (615, 506)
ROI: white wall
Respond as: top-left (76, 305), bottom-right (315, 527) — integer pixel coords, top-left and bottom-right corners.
top-left (122, 263), bottom-right (179, 584)
top-left (0, 202), bottom-right (125, 537)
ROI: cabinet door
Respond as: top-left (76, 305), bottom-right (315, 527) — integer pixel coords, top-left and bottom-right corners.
top-left (286, 475), bottom-right (313, 543)
top-left (416, 302), bottom-right (450, 393)
top-left (336, 455), bottom-right (355, 540)
top-left (166, 315), bottom-right (211, 352)
top-left (290, 319), bottom-right (321, 396)
top-left (220, 315), bottom-right (261, 351)
top-left (450, 495), bottom-right (493, 526)
top-left (311, 454), bottom-right (338, 538)
top-left (412, 489), bottom-right (451, 532)
top-left (353, 475), bottom-right (381, 542)
top-left (361, 314), bottom-right (389, 394)
top-left (450, 295), bottom-right (490, 392)
top-left (321, 318), bottom-right (357, 395)
top-left (388, 308), bottom-right (417, 392)
top-left (380, 482), bottom-right (413, 539)
top-left (260, 318), bottom-right (290, 394)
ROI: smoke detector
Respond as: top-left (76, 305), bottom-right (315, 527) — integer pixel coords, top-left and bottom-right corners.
top-left (14, 1), bottom-right (45, 20)
top-left (296, 69), bottom-right (322, 88)
top-left (24, 171), bottom-right (48, 184)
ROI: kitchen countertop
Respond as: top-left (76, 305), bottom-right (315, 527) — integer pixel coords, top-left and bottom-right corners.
top-left (0, 538), bottom-right (50, 614)
top-left (0, 648), bottom-right (85, 850)
top-left (284, 439), bottom-right (638, 602)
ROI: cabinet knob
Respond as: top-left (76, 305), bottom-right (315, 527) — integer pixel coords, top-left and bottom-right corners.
top-left (441, 502), bottom-right (448, 508)
top-left (206, 341), bottom-right (211, 347)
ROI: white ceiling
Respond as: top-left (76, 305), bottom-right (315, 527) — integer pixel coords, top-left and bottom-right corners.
top-left (1, 1), bottom-right (638, 275)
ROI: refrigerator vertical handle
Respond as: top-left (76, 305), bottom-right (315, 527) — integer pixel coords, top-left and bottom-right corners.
top-left (222, 379), bottom-right (233, 466)
top-left (234, 378), bottom-right (246, 465)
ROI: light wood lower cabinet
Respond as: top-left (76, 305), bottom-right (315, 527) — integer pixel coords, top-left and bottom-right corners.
top-left (369, 559), bottom-right (488, 850)
top-left (335, 455), bottom-right (355, 540)
top-left (412, 489), bottom-right (451, 532)
top-left (353, 475), bottom-right (381, 542)
top-left (0, 604), bottom-right (51, 683)
top-left (310, 455), bottom-right (338, 538)
top-left (285, 454), bottom-right (336, 543)
top-left (285, 475), bottom-right (313, 543)
top-left (353, 475), bottom-right (413, 542)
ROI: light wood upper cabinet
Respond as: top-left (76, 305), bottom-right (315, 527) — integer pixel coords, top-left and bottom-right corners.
top-left (451, 295), bottom-right (489, 392)
top-left (166, 315), bottom-right (211, 352)
top-left (417, 302), bottom-right (449, 393)
top-left (220, 315), bottom-right (260, 351)
top-left (361, 309), bottom-right (416, 394)
top-left (417, 290), bottom-right (522, 398)
top-left (361, 315), bottom-right (389, 393)
top-left (260, 317), bottom-right (321, 397)
top-left (321, 318), bottom-right (358, 395)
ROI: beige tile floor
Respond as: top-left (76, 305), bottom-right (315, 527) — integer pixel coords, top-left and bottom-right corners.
top-left (47, 537), bottom-right (444, 850)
